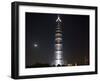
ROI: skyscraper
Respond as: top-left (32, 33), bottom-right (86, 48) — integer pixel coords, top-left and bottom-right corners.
top-left (53, 15), bottom-right (64, 66)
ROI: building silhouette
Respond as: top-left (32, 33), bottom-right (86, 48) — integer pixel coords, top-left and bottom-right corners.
top-left (52, 15), bottom-right (64, 66)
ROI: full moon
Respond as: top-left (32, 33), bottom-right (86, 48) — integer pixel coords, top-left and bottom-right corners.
top-left (33, 43), bottom-right (38, 47)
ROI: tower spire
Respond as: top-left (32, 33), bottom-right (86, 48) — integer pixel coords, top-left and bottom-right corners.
top-left (56, 15), bottom-right (62, 22)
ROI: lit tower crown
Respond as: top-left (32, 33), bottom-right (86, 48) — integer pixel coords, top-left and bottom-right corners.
top-left (56, 15), bottom-right (62, 22)
top-left (53, 15), bottom-right (64, 66)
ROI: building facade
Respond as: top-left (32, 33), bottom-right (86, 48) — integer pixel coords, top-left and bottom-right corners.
top-left (53, 15), bottom-right (64, 66)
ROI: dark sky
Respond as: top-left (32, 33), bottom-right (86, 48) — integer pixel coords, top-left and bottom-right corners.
top-left (25, 12), bottom-right (89, 67)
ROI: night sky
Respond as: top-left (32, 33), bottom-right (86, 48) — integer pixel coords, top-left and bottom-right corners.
top-left (25, 12), bottom-right (89, 67)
